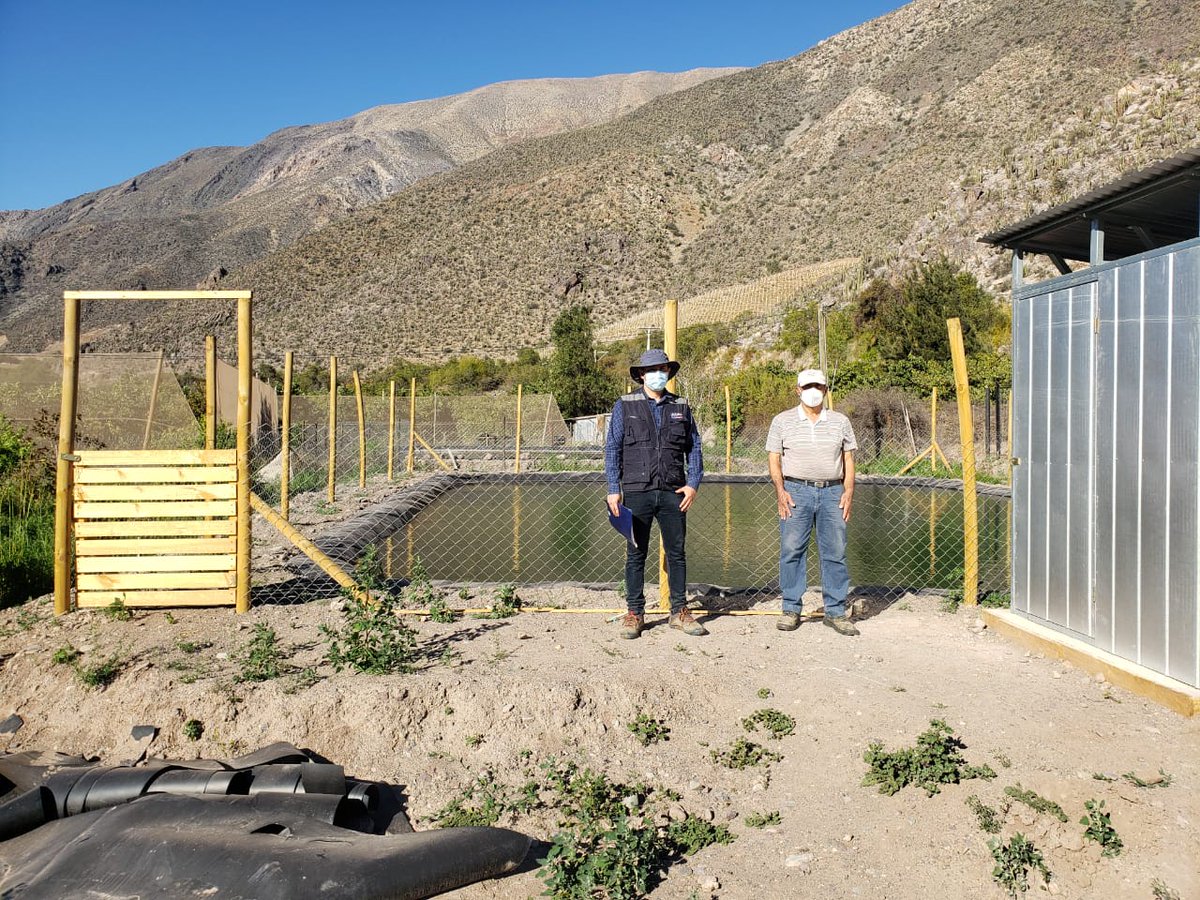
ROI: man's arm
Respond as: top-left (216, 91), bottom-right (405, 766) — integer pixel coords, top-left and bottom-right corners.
top-left (676, 413), bottom-right (703, 512)
top-left (839, 450), bottom-right (855, 523)
top-left (604, 401), bottom-right (624, 516)
top-left (768, 452), bottom-right (794, 520)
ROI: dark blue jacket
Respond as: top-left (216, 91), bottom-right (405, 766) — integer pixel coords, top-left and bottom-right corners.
top-left (616, 392), bottom-right (695, 491)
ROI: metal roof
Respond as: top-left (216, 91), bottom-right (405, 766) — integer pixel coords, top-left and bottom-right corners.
top-left (979, 148), bottom-right (1200, 262)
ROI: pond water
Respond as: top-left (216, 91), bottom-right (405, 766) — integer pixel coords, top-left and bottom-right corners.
top-left (375, 480), bottom-right (1010, 592)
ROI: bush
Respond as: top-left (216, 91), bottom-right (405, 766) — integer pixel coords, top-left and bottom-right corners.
top-left (862, 720), bottom-right (995, 796)
top-left (321, 551), bottom-right (418, 675)
top-left (0, 415), bottom-right (54, 608)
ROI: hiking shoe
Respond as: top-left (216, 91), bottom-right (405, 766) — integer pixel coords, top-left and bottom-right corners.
top-left (618, 612), bottom-right (645, 639)
top-left (669, 607), bottom-right (709, 636)
top-left (823, 615), bottom-right (860, 636)
top-left (776, 612), bottom-right (801, 632)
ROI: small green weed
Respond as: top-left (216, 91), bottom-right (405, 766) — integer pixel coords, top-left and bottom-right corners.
top-left (475, 583), bottom-right (522, 619)
top-left (1122, 769), bottom-right (1172, 789)
top-left (183, 719), bottom-right (204, 741)
top-left (465, 733), bottom-right (484, 748)
top-left (238, 623), bottom-right (283, 682)
top-left (990, 833), bottom-right (1050, 898)
top-left (744, 810), bottom-right (781, 828)
top-left (321, 551), bottom-right (417, 675)
top-left (427, 593), bottom-right (458, 623)
top-left (742, 708), bottom-right (795, 739)
top-left (627, 713), bottom-right (670, 746)
top-left (177, 639), bottom-right (211, 654)
top-left (965, 795), bottom-right (1004, 834)
top-left (666, 816), bottom-right (735, 855)
top-left (76, 655), bottom-right (123, 689)
top-left (281, 667), bottom-right (319, 694)
top-left (1151, 877), bottom-right (1181, 900)
top-left (52, 644), bottom-right (80, 666)
top-left (1004, 784), bottom-right (1068, 823)
top-left (995, 752), bottom-right (1012, 768)
top-left (1080, 799), bottom-right (1122, 857)
top-left (1092, 772), bottom-right (1117, 782)
top-left (756, 687), bottom-right (772, 699)
top-left (433, 769), bottom-right (513, 827)
top-left (710, 738), bottom-right (781, 770)
top-left (861, 720), bottom-right (995, 796)
top-left (103, 599), bottom-right (133, 621)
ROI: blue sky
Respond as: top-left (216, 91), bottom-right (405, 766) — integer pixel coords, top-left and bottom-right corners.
top-left (0, 0), bottom-right (904, 211)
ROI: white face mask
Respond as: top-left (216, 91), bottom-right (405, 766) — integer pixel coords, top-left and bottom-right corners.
top-left (801, 387), bottom-right (824, 408)
top-left (644, 371), bottom-right (670, 392)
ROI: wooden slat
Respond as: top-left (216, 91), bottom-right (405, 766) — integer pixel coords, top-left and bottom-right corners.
top-left (74, 483), bottom-right (237, 502)
top-left (64, 290), bottom-right (252, 301)
top-left (75, 465), bottom-right (238, 484)
top-left (77, 571), bottom-right (235, 591)
top-left (74, 519), bottom-right (237, 538)
top-left (75, 449), bottom-right (237, 467)
top-left (75, 537), bottom-right (236, 556)
top-left (76, 554), bottom-right (237, 574)
top-left (74, 500), bottom-right (237, 519)
top-left (76, 589), bottom-right (236, 607)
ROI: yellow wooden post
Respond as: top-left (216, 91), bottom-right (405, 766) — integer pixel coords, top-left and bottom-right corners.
top-left (235, 294), bottom-right (252, 613)
top-left (514, 383), bottom-right (523, 473)
top-left (250, 493), bottom-right (368, 602)
top-left (353, 370), bottom-right (366, 488)
top-left (327, 356), bottom-right (337, 502)
top-left (141, 349), bottom-right (164, 450)
top-left (54, 294), bottom-right (81, 615)
top-left (204, 335), bottom-right (216, 450)
top-left (724, 384), bottom-right (732, 473)
top-left (659, 297), bottom-right (678, 612)
top-left (406, 376), bottom-right (416, 474)
top-left (931, 388), bottom-right (938, 473)
top-left (947, 318), bottom-right (978, 607)
top-left (280, 351), bottom-right (293, 521)
top-left (387, 380), bottom-right (396, 481)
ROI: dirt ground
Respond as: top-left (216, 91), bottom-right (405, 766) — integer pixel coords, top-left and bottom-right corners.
top-left (1, 585), bottom-right (1197, 900)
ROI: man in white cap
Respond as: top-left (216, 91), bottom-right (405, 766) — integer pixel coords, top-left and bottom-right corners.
top-left (766, 369), bottom-right (859, 635)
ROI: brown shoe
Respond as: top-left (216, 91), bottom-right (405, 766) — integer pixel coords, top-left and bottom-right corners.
top-left (618, 612), bottom-right (645, 639)
top-left (776, 612), bottom-right (801, 632)
top-left (669, 607), bottom-right (709, 636)
top-left (823, 615), bottom-right (860, 636)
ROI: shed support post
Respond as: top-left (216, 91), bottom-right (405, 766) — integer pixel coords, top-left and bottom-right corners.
top-left (1012, 250), bottom-right (1024, 290)
top-left (1089, 219), bottom-right (1105, 266)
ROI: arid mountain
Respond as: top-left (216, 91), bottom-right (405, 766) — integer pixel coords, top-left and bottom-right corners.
top-left (8, 0), bottom-right (1200, 366)
top-left (0, 68), bottom-right (737, 348)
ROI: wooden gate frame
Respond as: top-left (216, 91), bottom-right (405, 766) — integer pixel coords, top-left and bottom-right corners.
top-left (53, 290), bottom-right (253, 614)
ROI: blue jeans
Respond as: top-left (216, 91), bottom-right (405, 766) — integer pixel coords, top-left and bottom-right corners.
top-left (623, 489), bottom-right (687, 615)
top-left (779, 482), bottom-right (849, 617)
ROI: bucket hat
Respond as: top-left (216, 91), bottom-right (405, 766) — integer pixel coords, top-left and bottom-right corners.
top-left (629, 348), bottom-right (680, 382)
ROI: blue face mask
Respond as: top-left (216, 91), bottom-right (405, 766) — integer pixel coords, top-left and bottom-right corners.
top-left (644, 371), bottom-right (669, 392)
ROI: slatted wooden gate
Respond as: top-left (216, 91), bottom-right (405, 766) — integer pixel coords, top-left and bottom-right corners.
top-left (72, 449), bottom-right (238, 608)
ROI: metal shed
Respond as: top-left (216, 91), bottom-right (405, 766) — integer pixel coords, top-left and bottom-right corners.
top-left (981, 148), bottom-right (1200, 690)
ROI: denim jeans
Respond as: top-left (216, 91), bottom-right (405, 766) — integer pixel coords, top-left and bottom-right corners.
top-left (623, 489), bottom-right (687, 614)
top-left (779, 482), bottom-right (849, 617)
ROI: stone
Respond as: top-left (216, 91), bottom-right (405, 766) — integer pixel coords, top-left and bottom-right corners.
top-left (699, 875), bottom-right (720, 893)
top-left (784, 852), bottom-right (813, 872)
top-left (130, 725), bottom-right (158, 741)
top-left (0, 714), bottom-right (23, 734)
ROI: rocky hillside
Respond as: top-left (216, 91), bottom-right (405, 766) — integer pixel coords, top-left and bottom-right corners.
top-left (0, 69), bottom-right (736, 349)
top-left (8, 0), bottom-right (1200, 365)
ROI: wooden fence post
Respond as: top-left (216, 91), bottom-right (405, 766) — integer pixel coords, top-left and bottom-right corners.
top-left (947, 318), bottom-right (978, 607)
top-left (204, 336), bottom-right (216, 450)
top-left (353, 370), bottom-right (366, 488)
top-left (235, 294), bottom-right (252, 613)
top-left (327, 356), bottom-right (337, 502)
top-left (388, 380), bottom-right (396, 481)
top-left (514, 384), bottom-right (523, 473)
top-left (281, 351), bottom-right (293, 520)
top-left (54, 294), bottom-right (81, 615)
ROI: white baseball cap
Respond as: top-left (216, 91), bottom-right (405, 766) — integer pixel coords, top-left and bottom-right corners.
top-left (796, 368), bottom-right (827, 387)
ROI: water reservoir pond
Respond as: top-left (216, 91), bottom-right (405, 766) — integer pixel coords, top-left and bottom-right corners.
top-left (377, 479), bottom-right (1010, 592)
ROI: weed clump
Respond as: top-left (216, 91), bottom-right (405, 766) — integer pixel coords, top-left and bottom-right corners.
top-left (861, 719), bottom-right (995, 796)
top-left (710, 738), bottom-right (782, 770)
top-left (183, 719), bottom-right (204, 741)
top-left (475, 583), bottom-right (522, 619)
top-left (51, 645), bottom-right (80, 666)
top-left (238, 623), bottom-right (283, 682)
top-left (965, 794), bottom-right (1005, 833)
top-left (627, 713), bottom-right (670, 746)
top-left (76, 656), bottom-right (123, 690)
top-left (742, 708), bottom-right (795, 739)
top-left (321, 551), bottom-right (417, 675)
top-left (744, 810), bottom-right (781, 828)
top-left (1004, 784), bottom-right (1068, 822)
top-left (1080, 799), bottom-right (1122, 857)
top-left (103, 599), bottom-right (133, 622)
top-left (990, 833), bottom-right (1050, 898)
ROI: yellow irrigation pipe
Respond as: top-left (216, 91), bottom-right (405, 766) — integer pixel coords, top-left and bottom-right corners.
top-left (390, 607), bottom-right (802, 617)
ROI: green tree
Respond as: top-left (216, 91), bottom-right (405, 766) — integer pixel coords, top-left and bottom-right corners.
top-left (548, 305), bottom-right (618, 418)
top-left (859, 259), bottom-right (1006, 362)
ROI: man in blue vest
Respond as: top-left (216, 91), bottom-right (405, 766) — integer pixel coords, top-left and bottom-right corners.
top-left (605, 349), bottom-right (707, 639)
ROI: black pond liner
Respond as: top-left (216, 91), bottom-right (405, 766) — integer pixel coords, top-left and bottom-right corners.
top-left (271, 472), bottom-right (1010, 600)
top-left (0, 741), bottom-right (530, 899)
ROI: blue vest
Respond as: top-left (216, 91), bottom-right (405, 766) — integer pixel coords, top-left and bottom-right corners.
top-left (619, 392), bottom-right (693, 491)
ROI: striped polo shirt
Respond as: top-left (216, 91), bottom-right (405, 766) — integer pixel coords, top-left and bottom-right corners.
top-left (765, 407), bottom-right (858, 481)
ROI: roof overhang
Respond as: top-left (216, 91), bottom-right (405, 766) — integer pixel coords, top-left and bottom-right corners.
top-left (979, 148), bottom-right (1200, 262)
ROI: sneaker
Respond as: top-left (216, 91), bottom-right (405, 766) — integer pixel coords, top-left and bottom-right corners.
top-left (823, 615), bottom-right (860, 636)
top-left (618, 612), bottom-right (645, 640)
top-left (776, 612), bottom-right (801, 632)
top-left (669, 607), bottom-right (709, 636)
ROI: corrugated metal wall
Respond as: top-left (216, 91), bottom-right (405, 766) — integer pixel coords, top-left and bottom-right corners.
top-left (1013, 239), bottom-right (1200, 688)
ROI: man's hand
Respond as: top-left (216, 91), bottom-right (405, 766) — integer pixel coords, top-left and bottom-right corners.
top-left (675, 485), bottom-right (697, 512)
top-left (776, 490), bottom-right (795, 521)
top-left (606, 493), bottom-right (622, 517)
top-left (839, 489), bottom-right (853, 523)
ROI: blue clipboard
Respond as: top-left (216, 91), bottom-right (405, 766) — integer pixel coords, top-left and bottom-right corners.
top-left (607, 502), bottom-right (639, 550)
